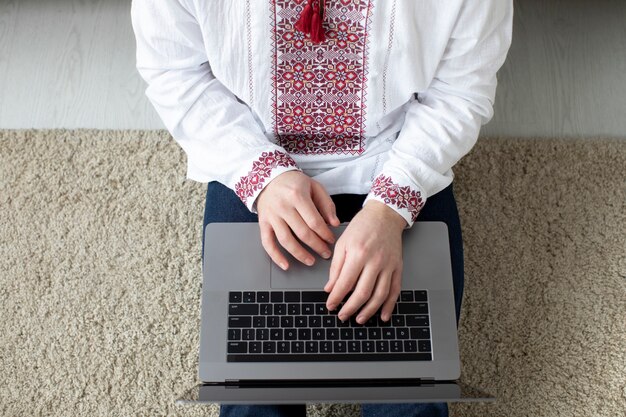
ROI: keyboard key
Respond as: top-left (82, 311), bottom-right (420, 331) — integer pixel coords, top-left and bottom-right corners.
top-left (367, 328), bottom-right (381, 339)
top-left (270, 292), bottom-right (283, 303)
top-left (255, 329), bottom-right (269, 340)
top-left (348, 341), bottom-right (361, 353)
top-left (242, 329), bottom-right (255, 340)
top-left (277, 341), bottom-right (290, 353)
top-left (418, 340), bottom-right (431, 352)
top-left (302, 291), bottom-right (327, 302)
top-left (362, 341), bottom-right (375, 353)
top-left (378, 316), bottom-right (392, 327)
top-left (323, 316), bottom-right (336, 327)
top-left (396, 328), bottom-right (410, 339)
top-left (227, 342), bottom-right (247, 353)
top-left (326, 328), bottom-right (339, 340)
top-left (295, 316), bottom-right (307, 327)
top-left (376, 340), bottom-right (390, 352)
top-left (302, 304), bottom-right (315, 315)
top-left (228, 317), bottom-right (251, 328)
top-left (263, 341), bottom-right (276, 353)
top-left (320, 341), bottom-right (332, 353)
top-left (288, 304), bottom-right (300, 315)
top-left (364, 317), bottom-right (378, 327)
top-left (257, 291), bottom-right (269, 303)
top-left (309, 316), bottom-right (322, 327)
top-left (229, 292), bottom-right (242, 303)
top-left (274, 304), bottom-right (287, 315)
top-left (354, 328), bottom-right (368, 340)
top-left (333, 341), bottom-right (347, 353)
top-left (406, 315), bottom-right (429, 327)
top-left (285, 291), bottom-right (300, 302)
top-left (400, 291), bottom-right (414, 302)
top-left (228, 329), bottom-right (241, 340)
top-left (280, 316), bottom-right (293, 328)
top-left (382, 328), bottom-right (395, 339)
top-left (267, 316), bottom-right (280, 328)
top-left (403, 340), bottom-right (417, 352)
top-left (249, 341), bottom-right (262, 353)
top-left (390, 340), bottom-right (403, 352)
top-left (259, 304), bottom-right (272, 315)
top-left (306, 341), bottom-right (319, 353)
top-left (340, 328), bottom-right (354, 340)
top-left (229, 303), bottom-right (259, 316)
top-left (291, 341), bottom-right (304, 353)
top-left (312, 329), bottom-right (325, 340)
top-left (253, 316), bottom-right (265, 327)
top-left (284, 329), bottom-right (297, 340)
top-left (270, 329), bottom-right (283, 340)
top-left (411, 328), bottom-right (431, 339)
top-left (315, 303), bottom-right (328, 315)
top-left (298, 329), bottom-right (311, 340)
top-left (399, 303), bottom-right (428, 315)
top-left (391, 315), bottom-right (405, 327)
top-left (414, 290), bottom-right (428, 301)
top-left (243, 292), bottom-right (255, 303)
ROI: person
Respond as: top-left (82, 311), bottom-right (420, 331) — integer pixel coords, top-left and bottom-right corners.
top-left (131, 0), bottom-right (513, 416)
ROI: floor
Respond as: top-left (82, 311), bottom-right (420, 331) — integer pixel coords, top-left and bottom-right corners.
top-left (0, 0), bottom-right (625, 138)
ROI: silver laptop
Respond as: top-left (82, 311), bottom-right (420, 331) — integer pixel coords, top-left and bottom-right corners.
top-left (176, 221), bottom-right (494, 404)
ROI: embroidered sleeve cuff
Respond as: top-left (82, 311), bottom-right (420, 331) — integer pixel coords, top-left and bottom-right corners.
top-left (362, 174), bottom-right (426, 229)
top-left (234, 150), bottom-right (301, 213)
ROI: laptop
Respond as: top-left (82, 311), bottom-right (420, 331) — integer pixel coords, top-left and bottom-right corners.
top-left (176, 221), bottom-right (494, 404)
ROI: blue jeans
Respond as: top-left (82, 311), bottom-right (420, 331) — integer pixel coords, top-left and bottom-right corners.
top-left (202, 181), bottom-right (464, 417)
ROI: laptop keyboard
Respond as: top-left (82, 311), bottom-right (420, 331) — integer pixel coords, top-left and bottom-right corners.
top-left (226, 290), bottom-right (432, 362)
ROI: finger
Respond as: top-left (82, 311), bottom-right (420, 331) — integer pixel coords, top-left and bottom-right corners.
top-left (283, 208), bottom-right (332, 259)
top-left (355, 269), bottom-right (392, 324)
top-left (259, 221), bottom-right (289, 270)
top-left (311, 181), bottom-right (341, 227)
top-left (296, 191), bottom-right (336, 244)
top-left (325, 241), bottom-right (346, 294)
top-left (326, 254), bottom-right (364, 314)
top-left (380, 268), bottom-right (402, 322)
top-left (273, 218), bottom-right (316, 266)
top-left (336, 262), bottom-right (379, 323)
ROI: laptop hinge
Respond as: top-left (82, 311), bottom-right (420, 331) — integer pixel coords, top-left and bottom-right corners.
top-left (223, 378), bottom-right (437, 388)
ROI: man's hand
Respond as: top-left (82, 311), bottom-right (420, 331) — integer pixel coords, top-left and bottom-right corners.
top-left (256, 171), bottom-right (341, 270)
top-left (324, 200), bottom-right (407, 324)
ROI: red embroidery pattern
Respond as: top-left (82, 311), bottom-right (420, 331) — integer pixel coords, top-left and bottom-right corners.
top-left (270, 0), bottom-right (374, 155)
top-left (370, 174), bottom-right (425, 223)
top-left (235, 151), bottom-right (298, 205)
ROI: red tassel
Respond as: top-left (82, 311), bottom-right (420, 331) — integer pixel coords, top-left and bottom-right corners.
top-left (294, 0), bottom-right (314, 34)
top-left (310, 0), bottom-right (326, 43)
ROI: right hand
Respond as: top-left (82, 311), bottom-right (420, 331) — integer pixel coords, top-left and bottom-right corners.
top-left (256, 170), bottom-right (341, 270)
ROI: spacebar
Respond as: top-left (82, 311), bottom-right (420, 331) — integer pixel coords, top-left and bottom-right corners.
top-left (227, 353), bottom-right (432, 362)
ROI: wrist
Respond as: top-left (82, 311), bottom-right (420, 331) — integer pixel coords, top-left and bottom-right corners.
top-left (363, 200), bottom-right (408, 230)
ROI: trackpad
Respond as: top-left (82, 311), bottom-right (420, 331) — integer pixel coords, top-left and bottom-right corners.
top-left (270, 257), bottom-right (331, 289)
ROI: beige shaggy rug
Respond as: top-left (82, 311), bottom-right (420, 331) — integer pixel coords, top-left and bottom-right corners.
top-left (0, 129), bottom-right (624, 417)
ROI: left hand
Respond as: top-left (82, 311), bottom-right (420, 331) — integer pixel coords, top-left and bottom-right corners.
top-left (324, 200), bottom-right (407, 324)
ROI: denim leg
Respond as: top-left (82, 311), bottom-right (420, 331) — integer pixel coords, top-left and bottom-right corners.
top-left (361, 183), bottom-right (464, 417)
top-left (219, 404), bottom-right (307, 417)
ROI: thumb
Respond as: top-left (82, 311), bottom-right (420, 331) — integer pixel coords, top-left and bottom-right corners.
top-left (310, 181), bottom-right (340, 227)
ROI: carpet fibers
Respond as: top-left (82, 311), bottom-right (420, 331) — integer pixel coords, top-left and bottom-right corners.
top-left (0, 129), bottom-right (624, 417)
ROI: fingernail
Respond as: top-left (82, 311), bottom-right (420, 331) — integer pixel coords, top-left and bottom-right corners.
top-left (357, 316), bottom-right (364, 324)
top-left (322, 251), bottom-right (331, 259)
top-left (280, 262), bottom-right (288, 270)
top-left (305, 258), bottom-right (314, 266)
top-left (327, 304), bottom-right (336, 310)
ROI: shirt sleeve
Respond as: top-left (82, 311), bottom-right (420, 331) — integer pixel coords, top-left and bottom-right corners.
top-left (362, 0), bottom-right (514, 228)
top-left (130, 0), bottom-right (301, 213)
